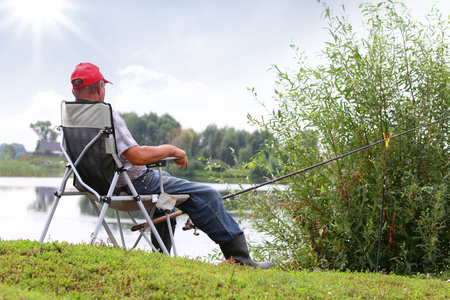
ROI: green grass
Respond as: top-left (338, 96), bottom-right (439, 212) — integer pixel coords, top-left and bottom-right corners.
top-left (0, 156), bottom-right (66, 177)
top-left (1, 240), bottom-right (449, 299)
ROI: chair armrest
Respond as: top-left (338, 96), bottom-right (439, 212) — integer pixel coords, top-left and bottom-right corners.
top-left (146, 157), bottom-right (180, 168)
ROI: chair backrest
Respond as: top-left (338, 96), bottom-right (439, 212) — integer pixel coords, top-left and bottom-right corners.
top-left (61, 101), bottom-right (117, 195)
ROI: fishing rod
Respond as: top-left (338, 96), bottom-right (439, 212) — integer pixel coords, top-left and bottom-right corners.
top-left (377, 133), bottom-right (391, 273)
top-left (223, 116), bottom-right (449, 199)
top-left (132, 117), bottom-right (448, 237)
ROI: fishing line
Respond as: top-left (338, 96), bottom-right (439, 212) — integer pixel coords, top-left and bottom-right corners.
top-left (223, 116), bottom-right (448, 199)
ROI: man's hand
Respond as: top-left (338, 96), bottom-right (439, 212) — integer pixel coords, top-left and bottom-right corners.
top-left (173, 155), bottom-right (188, 169)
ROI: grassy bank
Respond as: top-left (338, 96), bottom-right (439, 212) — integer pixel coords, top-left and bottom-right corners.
top-left (0, 157), bottom-right (252, 184)
top-left (0, 155), bottom-right (65, 177)
top-left (0, 240), bottom-right (449, 299)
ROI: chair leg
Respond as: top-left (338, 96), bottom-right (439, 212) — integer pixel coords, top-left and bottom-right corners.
top-left (88, 198), bottom-right (119, 246)
top-left (151, 219), bottom-right (176, 254)
top-left (135, 200), bottom-right (170, 255)
top-left (39, 166), bottom-right (72, 243)
top-left (90, 202), bottom-right (111, 245)
top-left (39, 195), bottom-right (60, 243)
top-left (115, 210), bottom-right (126, 248)
top-left (166, 214), bottom-right (177, 257)
top-left (127, 212), bottom-right (168, 253)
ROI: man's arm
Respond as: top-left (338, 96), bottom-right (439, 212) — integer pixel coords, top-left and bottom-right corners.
top-left (122, 145), bottom-right (189, 169)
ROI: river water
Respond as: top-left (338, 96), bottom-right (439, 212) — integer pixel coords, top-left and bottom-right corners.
top-left (0, 177), bottom-right (266, 260)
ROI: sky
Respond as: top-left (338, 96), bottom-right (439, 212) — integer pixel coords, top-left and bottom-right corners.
top-left (0, 0), bottom-right (448, 152)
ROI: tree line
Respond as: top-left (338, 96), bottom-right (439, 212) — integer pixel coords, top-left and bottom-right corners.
top-left (120, 111), bottom-right (273, 178)
top-left (1, 112), bottom-right (274, 179)
top-left (0, 143), bottom-right (26, 160)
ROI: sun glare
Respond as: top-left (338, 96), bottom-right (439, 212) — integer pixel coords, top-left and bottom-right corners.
top-left (1, 0), bottom-right (73, 38)
top-left (1, 0), bottom-right (104, 61)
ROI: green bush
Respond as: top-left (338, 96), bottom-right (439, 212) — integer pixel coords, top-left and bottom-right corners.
top-left (240, 1), bottom-right (450, 275)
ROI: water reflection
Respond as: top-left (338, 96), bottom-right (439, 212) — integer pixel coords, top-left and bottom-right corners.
top-left (78, 195), bottom-right (98, 216)
top-left (0, 177), bottom-right (267, 258)
top-left (30, 187), bottom-right (56, 212)
top-left (31, 186), bottom-right (134, 219)
top-left (31, 186), bottom-right (103, 217)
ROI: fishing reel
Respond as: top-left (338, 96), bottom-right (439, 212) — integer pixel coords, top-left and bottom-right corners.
top-left (182, 217), bottom-right (199, 236)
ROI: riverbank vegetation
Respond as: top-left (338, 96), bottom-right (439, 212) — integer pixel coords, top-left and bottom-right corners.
top-left (0, 154), bottom-right (65, 177)
top-left (1, 240), bottom-right (449, 299)
top-left (233, 1), bottom-right (450, 276)
top-left (0, 153), bottom-right (251, 183)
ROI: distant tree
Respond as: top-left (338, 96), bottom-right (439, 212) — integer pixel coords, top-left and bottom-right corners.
top-left (157, 114), bottom-right (181, 144)
top-left (30, 121), bottom-right (58, 142)
top-left (120, 110), bottom-right (276, 177)
top-left (120, 112), bottom-right (147, 144)
top-left (121, 112), bottom-right (181, 146)
top-left (30, 121), bottom-right (58, 151)
top-left (248, 130), bottom-right (266, 152)
top-left (172, 129), bottom-right (197, 157)
top-left (238, 145), bottom-right (253, 163)
top-left (0, 144), bottom-right (16, 160)
top-left (198, 124), bottom-right (224, 159)
top-left (218, 128), bottom-right (250, 166)
top-left (0, 143), bottom-right (26, 159)
top-left (12, 143), bottom-right (27, 158)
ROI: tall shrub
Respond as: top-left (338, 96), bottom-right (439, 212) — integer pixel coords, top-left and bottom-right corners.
top-left (242, 1), bottom-right (450, 274)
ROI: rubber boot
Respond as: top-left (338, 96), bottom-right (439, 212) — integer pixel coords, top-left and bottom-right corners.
top-left (151, 220), bottom-right (176, 254)
top-left (219, 233), bottom-right (275, 269)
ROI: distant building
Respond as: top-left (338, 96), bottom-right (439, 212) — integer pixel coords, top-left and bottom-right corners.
top-left (38, 141), bottom-right (61, 154)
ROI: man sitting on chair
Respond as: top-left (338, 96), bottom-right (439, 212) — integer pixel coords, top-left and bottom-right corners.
top-left (69, 62), bottom-right (274, 269)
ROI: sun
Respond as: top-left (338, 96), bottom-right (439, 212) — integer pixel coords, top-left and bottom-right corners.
top-left (0, 0), bottom-right (74, 39)
top-left (0, 0), bottom-right (103, 61)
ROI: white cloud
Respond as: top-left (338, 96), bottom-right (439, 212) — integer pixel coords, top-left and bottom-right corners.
top-left (110, 65), bottom-right (263, 133)
top-left (0, 90), bottom-right (62, 151)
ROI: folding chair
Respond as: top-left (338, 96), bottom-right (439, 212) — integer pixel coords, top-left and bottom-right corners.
top-left (39, 100), bottom-right (190, 256)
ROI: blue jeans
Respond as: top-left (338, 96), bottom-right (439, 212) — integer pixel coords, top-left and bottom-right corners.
top-left (133, 169), bottom-right (243, 245)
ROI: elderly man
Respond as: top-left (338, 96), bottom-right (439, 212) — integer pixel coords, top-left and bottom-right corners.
top-left (70, 62), bottom-right (274, 269)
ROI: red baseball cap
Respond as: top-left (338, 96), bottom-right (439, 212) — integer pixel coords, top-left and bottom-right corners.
top-left (71, 62), bottom-right (112, 89)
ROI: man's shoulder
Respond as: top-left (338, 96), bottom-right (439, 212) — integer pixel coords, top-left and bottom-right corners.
top-left (111, 110), bottom-right (129, 130)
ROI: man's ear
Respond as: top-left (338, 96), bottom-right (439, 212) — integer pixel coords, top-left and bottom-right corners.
top-left (96, 82), bottom-right (103, 95)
